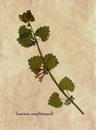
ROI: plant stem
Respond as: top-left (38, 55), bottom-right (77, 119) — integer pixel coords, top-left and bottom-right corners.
top-left (30, 23), bottom-right (84, 115)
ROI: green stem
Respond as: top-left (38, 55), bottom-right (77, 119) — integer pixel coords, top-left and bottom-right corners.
top-left (30, 23), bottom-right (84, 115)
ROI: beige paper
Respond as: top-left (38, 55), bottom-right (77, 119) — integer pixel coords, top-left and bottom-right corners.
top-left (0, 0), bottom-right (96, 129)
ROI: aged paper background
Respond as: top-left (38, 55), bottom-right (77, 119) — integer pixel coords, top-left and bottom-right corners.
top-left (0, 0), bottom-right (96, 129)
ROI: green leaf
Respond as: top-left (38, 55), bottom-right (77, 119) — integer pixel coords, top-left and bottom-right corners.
top-left (28, 56), bottom-right (43, 73)
top-left (59, 77), bottom-right (75, 92)
top-left (44, 53), bottom-right (58, 70)
top-left (35, 26), bottom-right (50, 41)
top-left (19, 10), bottom-right (35, 23)
top-left (48, 92), bottom-right (63, 108)
top-left (17, 25), bottom-right (35, 47)
top-left (18, 25), bottom-right (32, 38)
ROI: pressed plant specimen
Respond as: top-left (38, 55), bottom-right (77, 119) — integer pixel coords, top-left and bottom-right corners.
top-left (17, 10), bottom-right (84, 115)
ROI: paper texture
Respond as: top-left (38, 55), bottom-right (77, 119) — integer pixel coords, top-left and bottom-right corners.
top-left (0, 0), bottom-right (96, 129)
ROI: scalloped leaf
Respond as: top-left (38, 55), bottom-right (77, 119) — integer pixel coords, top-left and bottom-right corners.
top-left (44, 53), bottom-right (58, 70)
top-left (19, 10), bottom-right (35, 23)
top-left (48, 92), bottom-right (63, 108)
top-left (17, 25), bottom-right (35, 47)
top-left (35, 26), bottom-right (50, 41)
top-left (28, 56), bottom-right (43, 73)
top-left (59, 77), bottom-right (75, 92)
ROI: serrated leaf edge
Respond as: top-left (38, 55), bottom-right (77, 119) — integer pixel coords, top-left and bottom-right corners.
top-left (28, 55), bottom-right (43, 72)
top-left (44, 53), bottom-right (59, 70)
top-left (35, 26), bottom-right (50, 41)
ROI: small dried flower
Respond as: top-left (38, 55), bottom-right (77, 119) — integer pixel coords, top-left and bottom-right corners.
top-left (34, 67), bottom-right (48, 82)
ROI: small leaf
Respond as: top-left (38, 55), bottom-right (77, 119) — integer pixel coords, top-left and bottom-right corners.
top-left (59, 77), bottom-right (75, 92)
top-left (28, 56), bottom-right (43, 73)
top-left (35, 26), bottom-right (50, 41)
top-left (48, 92), bottom-right (63, 108)
top-left (44, 53), bottom-right (58, 70)
top-left (19, 10), bottom-right (35, 23)
top-left (17, 25), bottom-right (35, 47)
